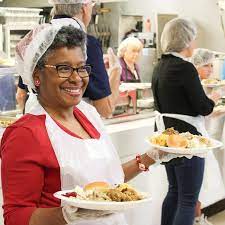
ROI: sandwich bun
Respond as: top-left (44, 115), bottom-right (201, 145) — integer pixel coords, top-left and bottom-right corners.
top-left (84, 181), bottom-right (110, 191)
top-left (167, 134), bottom-right (188, 148)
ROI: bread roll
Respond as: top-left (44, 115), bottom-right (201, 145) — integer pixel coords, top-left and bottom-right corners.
top-left (84, 182), bottom-right (110, 191)
top-left (167, 134), bottom-right (188, 148)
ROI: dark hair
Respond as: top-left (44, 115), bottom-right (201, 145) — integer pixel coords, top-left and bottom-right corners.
top-left (36, 25), bottom-right (86, 68)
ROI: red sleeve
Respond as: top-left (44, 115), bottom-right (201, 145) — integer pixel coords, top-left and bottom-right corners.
top-left (1, 127), bottom-right (45, 225)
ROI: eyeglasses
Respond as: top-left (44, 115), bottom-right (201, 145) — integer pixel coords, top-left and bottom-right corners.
top-left (44, 64), bottom-right (92, 79)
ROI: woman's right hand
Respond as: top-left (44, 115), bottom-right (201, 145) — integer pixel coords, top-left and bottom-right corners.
top-left (209, 90), bottom-right (222, 104)
top-left (62, 205), bottom-right (114, 223)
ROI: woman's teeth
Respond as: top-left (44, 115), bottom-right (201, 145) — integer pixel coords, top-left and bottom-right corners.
top-left (64, 88), bottom-right (80, 95)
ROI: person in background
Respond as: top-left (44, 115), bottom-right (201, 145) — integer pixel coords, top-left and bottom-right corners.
top-left (16, 77), bottom-right (28, 110)
top-left (191, 48), bottom-right (223, 99)
top-left (1, 23), bottom-right (165, 225)
top-left (117, 37), bottom-right (143, 83)
top-left (191, 48), bottom-right (225, 225)
top-left (192, 48), bottom-right (215, 225)
top-left (16, 0), bottom-right (121, 118)
top-left (192, 48), bottom-right (214, 80)
top-left (152, 18), bottom-right (220, 225)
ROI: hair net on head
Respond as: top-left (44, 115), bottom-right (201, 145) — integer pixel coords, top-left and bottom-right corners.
top-left (191, 48), bottom-right (215, 68)
top-left (48, 0), bottom-right (91, 4)
top-left (161, 18), bottom-right (197, 53)
top-left (16, 23), bottom-right (69, 90)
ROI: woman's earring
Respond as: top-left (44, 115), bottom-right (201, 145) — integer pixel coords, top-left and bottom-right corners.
top-left (35, 80), bottom-right (40, 86)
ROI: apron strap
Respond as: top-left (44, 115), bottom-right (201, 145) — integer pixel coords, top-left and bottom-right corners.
top-left (155, 111), bottom-right (208, 137)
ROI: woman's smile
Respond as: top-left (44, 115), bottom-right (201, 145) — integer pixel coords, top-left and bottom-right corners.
top-left (61, 86), bottom-right (82, 97)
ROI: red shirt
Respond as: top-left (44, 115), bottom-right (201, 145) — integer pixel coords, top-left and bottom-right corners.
top-left (0, 107), bottom-right (100, 225)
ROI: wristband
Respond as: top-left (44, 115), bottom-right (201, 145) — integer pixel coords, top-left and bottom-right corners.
top-left (135, 154), bottom-right (149, 172)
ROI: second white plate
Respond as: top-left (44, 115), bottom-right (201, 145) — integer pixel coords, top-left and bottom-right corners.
top-left (54, 190), bottom-right (152, 211)
top-left (146, 135), bottom-right (223, 155)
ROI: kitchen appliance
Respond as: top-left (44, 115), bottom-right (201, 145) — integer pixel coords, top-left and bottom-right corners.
top-left (112, 83), bottom-right (153, 118)
top-left (113, 89), bottom-right (137, 116)
top-left (136, 32), bottom-right (155, 48)
top-left (0, 7), bottom-right (43, 58)
top-left (138, 48), bottom-right (157, 82)
top-left (213, 54), bottom-right (225, 79)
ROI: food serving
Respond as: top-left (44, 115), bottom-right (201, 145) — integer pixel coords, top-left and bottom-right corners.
top-left (150, 127), bottom-right (211, 148)
top-left (61, 182), bottom-right (143, 202)
top-left (54, 182), bottom-right (151, 211)
top-left (201, 78), bottom-right (225, 87)
top-left (147, 128), bottom-right (223, 155)
top-left (0, 117), bottom-right (17, 128)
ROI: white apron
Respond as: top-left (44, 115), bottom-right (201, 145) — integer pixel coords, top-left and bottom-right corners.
top-left (155, 111), bottom-right (225, 206)
top-left (29, 100), bottom-right (128, 225)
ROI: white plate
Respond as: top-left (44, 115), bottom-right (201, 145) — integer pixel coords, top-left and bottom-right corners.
top-left (146, 134), bottom-right (223, 155)
top-left (201, 81), bottom-right (225, 88)
top-left (214, 105), bottom-right (225, 113)
top-left (54, 190), bottom-right (152, 211)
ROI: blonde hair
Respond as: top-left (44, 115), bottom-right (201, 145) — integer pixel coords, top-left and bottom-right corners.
top-left (117, 37), bottom-right (143, 58)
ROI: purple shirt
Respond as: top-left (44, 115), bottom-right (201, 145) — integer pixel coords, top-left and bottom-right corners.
top-left (120, 58), bottom-right (141, 82)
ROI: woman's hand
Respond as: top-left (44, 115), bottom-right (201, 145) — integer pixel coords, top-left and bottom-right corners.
top-left (107, 48), bottom-right (122, 76)
top-left (62, 205), bottom-right (114, 224)
top-left (209, 90), bottom-right (222, 104)
top-left (146, 148), bottom-right (168, 163)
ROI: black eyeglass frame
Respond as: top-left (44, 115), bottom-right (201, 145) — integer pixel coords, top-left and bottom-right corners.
top-left (44, 64), bottom-right (92, 79)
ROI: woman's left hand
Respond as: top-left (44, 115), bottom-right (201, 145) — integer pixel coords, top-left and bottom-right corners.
top-left (62, 205), bottom-right (115, 224)
top-left (107, 48), bottom-right (122, 75)
top-left (146, 148), bottom-right (168, 162)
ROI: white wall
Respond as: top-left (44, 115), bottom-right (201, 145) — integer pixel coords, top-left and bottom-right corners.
top-left (119, 0), bottom-right (225, 52)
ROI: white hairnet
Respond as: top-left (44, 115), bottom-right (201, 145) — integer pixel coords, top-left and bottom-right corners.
top-left (48, 0), bottom-right (91, 4)
top-left (15, 23), bottom-right (69, 90)
top-left (161, 18), bottom-right (197, 53)
top-left (191, 48), bottom-right (215, 68)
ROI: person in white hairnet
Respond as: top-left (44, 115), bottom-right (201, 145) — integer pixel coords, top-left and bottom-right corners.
top-left (49, 0), bottom-right (121, 118)
top-left (151, 18), bottom-right (221, 225)
top-left (0, 23), bottom-right (166, 225)
top-left (191, 48), bottom-right (223, 107)
top-left (17, 0), bottom-right (121, 118)
top-left (192, 48), bottom-right (215, 80)
top-left (191, 48), bottom-right (225, 225)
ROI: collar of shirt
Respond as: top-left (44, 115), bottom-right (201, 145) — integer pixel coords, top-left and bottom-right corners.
top-left (164, 52), bottom-right (188, 61)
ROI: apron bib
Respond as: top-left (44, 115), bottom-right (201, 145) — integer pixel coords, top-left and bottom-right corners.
top-left (155, 111), bottom-right (225, 206)
top-left (29, 100), bottom-right (127, 225)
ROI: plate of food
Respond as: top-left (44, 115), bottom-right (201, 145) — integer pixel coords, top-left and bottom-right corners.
top-left (147, 128), bottom-right (223, 155)
top-left (0, 116), bottom-right (17, 128)
top-left (54, 182), bottom-right (151, 211)
top-left (213, 104), bottom-right (225, 114)
top-left (201, 78), bottom-right (225, 88)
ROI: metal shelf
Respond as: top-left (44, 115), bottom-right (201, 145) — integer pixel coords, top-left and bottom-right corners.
top-left (3, 24), bottom-right (37, 58)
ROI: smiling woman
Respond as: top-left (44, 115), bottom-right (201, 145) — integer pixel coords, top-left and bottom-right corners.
top-left (36, 47), bottom-right (89, 110)
top-left (0, 22), bottom-right (162, 225)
